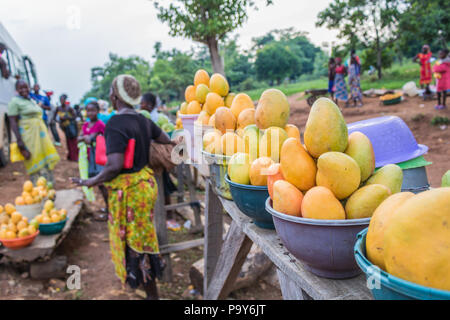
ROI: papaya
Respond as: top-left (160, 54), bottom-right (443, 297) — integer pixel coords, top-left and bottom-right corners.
top-left (301, 186), bottom-right (345, 220)
top-left (344, 132), bottom-right (375, 182)
top-left (195, 84), bottom-right (210, 104)
top-left (215, 107), bottom-right (236, 134)
top-left (259, 127), bottom-right (288, 163)
top-left (228, 153), bottom-right (251, 185)
top-left (237, 108), bottom-right (256, 129)
top-left (273, 180), bottom-right (303, 217)
top-left (383, 188), bottom-right (450, 291)
top-left (284, 124), bottom-right (301, 141)
top-left (194, 69), bottom-right (210, 87)
top-left (366, 192), bottom-right (415, 270)
top-left (304, 98), bottom-right (348, 158)
top-left (366, 164), bottom-right (403, 194)
top-left (316, 152), bottom-right (361, 200)
top-left (210, 73), bottom-right (229, 97)
top-left (205, 92), bottom-right (224, 115)
top-left (249, 157), bottom-right (274, 186)
top-left (345, 184), bottom-right (391, 219)
top-left (255, 89), bottom-right (290, 129)
top-left (230, 93), bottom-right (254, 119)
top-left (185, 85), bottom-right (197, 103)
top-left (266, 163), bottom-right (285, 200)
top-left (280, 138), bottom-right (317, 192)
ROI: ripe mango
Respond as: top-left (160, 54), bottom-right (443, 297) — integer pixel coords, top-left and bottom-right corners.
top-left (196, 110), bottom-right (210, 125)
top-left (273, 180), bottom-right (303, 217)
top-left (237, 108), bottom-right (256, 130)
top-left (203, 129), bottom-right (222, 154)
top-left (266, 163), bottom-right (285, 200)
top-left (366, 164), bottom-right (403, 194)
top-left (205, 92), bottom-right (225, 115)
top-left (304, 98), bottom-right (348, 158)
top-left (345, 184), bottom-right (391, 219)
top-left (301, 186), bottom-right (345, 220)
top-left (259, 127), bottom-right (288, 163)
top-left (243, 125), bottom-right (260, 162)
top-left (210, 73), bottom-right (229, 97)
top-left (230, 93), bottom-right (254, 119)
top-left (195, 84), bottom-right (210, 104)
top-left (215, 107), bottom-right (236, 134)
top-left (316, 152), bottom-right (361, 200)
top-left (187, 101), bottom-right (202, 114)
top-left (383, 188), bottom-right (450, 291)
top-left (255, 89), bottom-right (290, 129)
top-left (225, 93), bottom-right (236, 108)
top-left (284, 124), bottom-right (300, 141)
top-left (228, 153), bottom-right (251, 185)
top-left (280, 138), bottom-right (317, 192)
top-left (366, 192), bottom-right (414, 270)
top-left (221, 132), bottom-right (244, 156)
top-left (249, 157), bottom-right (274, 186)
top-left (185, 85), bottom-right (196, 103)
top-left (344, 132), bottom-right (375, 182)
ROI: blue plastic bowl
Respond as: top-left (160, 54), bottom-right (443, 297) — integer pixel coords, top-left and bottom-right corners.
top-left (39, 219), bottom-right (67, 235)
top-left (347, 116), bottom-right (428, 168)
top-left (225, 174), bottom-right (274, 229)
top-left (354, 228), bottom-right (450, 300)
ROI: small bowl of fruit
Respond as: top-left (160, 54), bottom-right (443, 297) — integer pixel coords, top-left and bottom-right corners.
top-left (0, 204), bottom-right (40, 249)
top-left (35, 200), bottom-right (68, 235)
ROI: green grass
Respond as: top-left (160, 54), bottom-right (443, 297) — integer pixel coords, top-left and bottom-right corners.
top-left (245, 61), bottom-right (421, 100)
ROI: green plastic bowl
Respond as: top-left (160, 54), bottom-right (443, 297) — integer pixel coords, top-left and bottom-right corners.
top-left (39, 219), bottom-right (67, 235)
top-left (354, 228), bottom-right (450, 300)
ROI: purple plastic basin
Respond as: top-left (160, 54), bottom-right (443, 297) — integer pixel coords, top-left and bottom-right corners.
top-left (347, 116), bottom-right (428, 168)
top-left (266, 198), bottom-right (370, 279)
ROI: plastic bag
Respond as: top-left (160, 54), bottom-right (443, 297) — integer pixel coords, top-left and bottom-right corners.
top-left (10, 143), bottom-right (25, 162)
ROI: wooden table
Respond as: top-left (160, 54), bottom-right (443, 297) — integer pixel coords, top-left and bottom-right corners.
top-left (0, 189), bottom-right (84, 264)
top-left (202, 180), bottom-right (373, 300)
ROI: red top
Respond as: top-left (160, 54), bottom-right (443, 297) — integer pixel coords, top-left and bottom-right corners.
top-left (417, 52), bottom-right (433, 84)
top-left (335, 65), bottom-right (346, 74)
top-left (433, 62), bottom-right (450, 92)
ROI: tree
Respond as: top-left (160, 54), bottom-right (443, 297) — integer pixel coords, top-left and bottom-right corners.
top-left (255, 42), bottom-right (300, 84)
top-left (223, 39), bottom-right (255, 89)
top-left (317, 0), bottom-right (402, 79)
top-left (82, 54), bottom-right (151, 102)
top-left (152, 0), bottom-right (272, 75)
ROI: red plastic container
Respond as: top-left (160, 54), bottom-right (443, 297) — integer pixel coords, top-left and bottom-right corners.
top-left (0, 231), bottom-right (40, 250)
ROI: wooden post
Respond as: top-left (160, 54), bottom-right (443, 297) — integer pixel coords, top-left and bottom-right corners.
top-left (185, 164), bottom-right (203, 233)
top-left (176, 164), bottom-right (185, 203)
top-left (154, 173), bottom-right (172, 282)
top-left (276, 268), bottom-right (312, 300)
top-left (204, 220), bottom-right (253, 300)
top-left (203, 181), bottom-right (224, 295)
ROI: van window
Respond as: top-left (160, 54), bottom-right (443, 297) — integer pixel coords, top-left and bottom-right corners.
top-left (12, 52), bottom-right (26, 80)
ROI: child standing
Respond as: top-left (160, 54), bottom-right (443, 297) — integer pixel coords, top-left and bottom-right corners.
top-left (78, 101), bottom-right (109, 220)
top-left (432, 49), bottom-right (450, 110)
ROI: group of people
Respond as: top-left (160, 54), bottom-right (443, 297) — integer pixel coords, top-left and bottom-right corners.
top-left (413, 45), bottom-right (450, 109)
top-left (328, 50), bottom-right (363, 108)
top-left (8, 73), bottom-right (174, 299)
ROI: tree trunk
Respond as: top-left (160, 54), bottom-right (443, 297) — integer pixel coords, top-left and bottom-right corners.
top-left (207, 37), bottom-right (225, 76)
top-left (376, 38), bottom-right (383, 80)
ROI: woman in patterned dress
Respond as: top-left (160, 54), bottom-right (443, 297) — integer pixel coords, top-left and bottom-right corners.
top-left (72, 74), bottom-right (174, 299)
top-left (334, 57), bottom-right (350, 107)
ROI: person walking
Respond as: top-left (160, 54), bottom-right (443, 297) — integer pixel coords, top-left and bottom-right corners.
top-left (334, 57), bottom-right (350, 107)
top-left (8, 80), bottom-right (60, 184)
top-left (53, 94), bottom-right (78, 161)
top-left (72, 74), bottom-right (174, 300)
top-left (328, 58), bottom-right (336, 101)
top-left (348, 56), bottom-right (363, 107)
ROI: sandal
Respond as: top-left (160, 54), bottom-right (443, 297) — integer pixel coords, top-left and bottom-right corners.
top-left (94, 208), bottom-right (108, 221)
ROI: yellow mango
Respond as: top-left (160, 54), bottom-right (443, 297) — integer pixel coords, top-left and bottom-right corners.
top-left (301, 186), bottom-right (345, 220)
top-left (345, 184), bottom-right (391, 219)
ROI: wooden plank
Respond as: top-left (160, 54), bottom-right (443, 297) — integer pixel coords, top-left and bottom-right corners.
top-left (160, 238), bottom-right (204, 254)
top-left (154, 173), bottom-right (172, 282)
top-left (219, 198), bottom-right (372, 300)
top-left (203, 181), bottom-right (224, 295)
top-left (0, 189), bottom-right (84, 263)
top-left (204, 220), bottom-right (253, 300)
top-left (277, 268), bottom-right (311, 300)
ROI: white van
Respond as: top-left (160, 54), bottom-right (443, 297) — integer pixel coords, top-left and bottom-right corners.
top-left (0, 22), bottom-right (38, 167)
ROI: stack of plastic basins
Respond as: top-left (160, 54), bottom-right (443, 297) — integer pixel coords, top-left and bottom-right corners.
top-left (179, 114), bottom-right (199, 162)
top-left (348, 116), bottom-right (431, 193)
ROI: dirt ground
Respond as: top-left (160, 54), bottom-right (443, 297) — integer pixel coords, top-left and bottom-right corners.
top-left (0, 95), bottom-right (448, 300)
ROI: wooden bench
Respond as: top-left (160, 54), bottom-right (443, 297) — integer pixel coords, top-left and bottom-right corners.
top-left (202, 180), bottom-right (373, 300)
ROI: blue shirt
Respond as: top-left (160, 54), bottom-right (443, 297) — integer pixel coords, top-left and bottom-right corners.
top-left (30, 92), bottom-right (50, 122)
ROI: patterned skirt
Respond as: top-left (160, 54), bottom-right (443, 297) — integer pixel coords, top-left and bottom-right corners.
top-left (105, 166), bottom-right (164, 285)
top-left (334, 74), bottom-right (348, 101)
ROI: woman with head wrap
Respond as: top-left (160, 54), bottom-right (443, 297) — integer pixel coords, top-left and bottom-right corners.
top-left (8, 80), bottom-right (60, 184)
top-left (334, 57), bottom-right (350, 107)
top-left (72, 74), bottom-right (174, 300)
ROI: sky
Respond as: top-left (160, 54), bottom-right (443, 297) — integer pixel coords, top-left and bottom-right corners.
top-left (0, 0), bottom-right (338, 104)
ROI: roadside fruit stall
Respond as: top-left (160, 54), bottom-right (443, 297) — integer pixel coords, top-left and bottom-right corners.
top-left (175, 68), bottom-right (449, 300)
